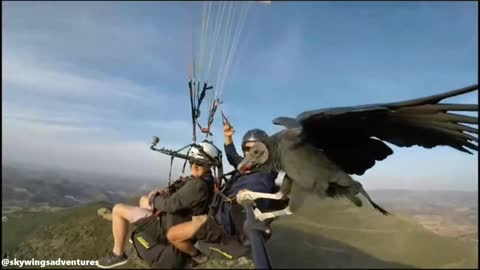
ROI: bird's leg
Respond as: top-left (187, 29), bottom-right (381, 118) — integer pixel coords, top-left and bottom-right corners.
top-left (279, 174), bottom-right (293, 197)
top-left (236, 190), bottom-right (285, 203)
top-left (236, 172), bottom-right (292, 203)
top-left (253, 206), bottom-right (292, 221)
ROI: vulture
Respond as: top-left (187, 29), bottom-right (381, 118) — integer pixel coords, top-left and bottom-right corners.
top-left (235, 84), bottom-right (478, 221)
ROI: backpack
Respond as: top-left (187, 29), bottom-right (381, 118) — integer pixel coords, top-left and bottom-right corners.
top-left (130, 211), bottom-right (189, 268)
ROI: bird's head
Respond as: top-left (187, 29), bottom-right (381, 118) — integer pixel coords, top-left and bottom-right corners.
top-left (237, 141), bottom-right (270, 174)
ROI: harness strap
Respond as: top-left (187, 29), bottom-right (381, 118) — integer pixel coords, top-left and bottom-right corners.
top-left (195, 81), bottom-right (201, 119)
top-left (188, 80), bottom-right (197, 142)
top-left (207, 191), bottom-right (236, 217)
top-left (220, 107), bottom-right (231, 127)
top-left (167, 155), bottom-right (175, 186)
top-left (221, 170), bottom-right (236, 183)
top-left (205, 99), bottom-right (221, 135)
top-left (217, 190), bottom-right (236, 203)
top-left (198, 82), bottom-right (213, 111)
top-left (180, 158), bottom-right (188, 178)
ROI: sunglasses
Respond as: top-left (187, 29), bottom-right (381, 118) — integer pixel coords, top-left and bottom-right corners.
top-left (189, 159), bottom-right (207, 167)
top-left (243, 146), bottom-right (252, 152)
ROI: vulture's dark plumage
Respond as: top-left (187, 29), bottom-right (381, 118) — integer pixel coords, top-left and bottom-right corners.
top-left (236, 84), bottom-right (478, 221)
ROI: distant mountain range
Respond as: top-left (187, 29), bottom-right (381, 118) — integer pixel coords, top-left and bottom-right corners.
top-left (368, 189), bottom-right (478, 243)
top-left (2, 164), bottom-right (156, 210)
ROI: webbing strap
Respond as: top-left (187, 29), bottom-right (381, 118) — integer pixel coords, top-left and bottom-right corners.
top-left (220, 107), bottom-right (231, 127)
top-left (207, 190), bottom-right (236, 217)
top-left (188, 80), bottom-right (197, 142)
top-left (180, 158), bottom-right (188, 178)
top-left (205, 99), bottom-right (221, 136)
top-left (167, 155), bottom-right (174, 186)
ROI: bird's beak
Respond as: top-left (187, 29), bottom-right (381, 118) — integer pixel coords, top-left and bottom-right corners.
top-left (237, 156), bottom-right (255, 173)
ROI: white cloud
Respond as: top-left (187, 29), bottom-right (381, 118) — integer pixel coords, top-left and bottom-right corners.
top-left (2, 2), bottom-right (190, 80)
top-left (2, 104), bottom-right (94, 127)
top-left (2, 49), bottom-right (190, 180)
top-left (2, 118), bottom-right (188, 182)
top-left (2, 49), bottom-right (194, 182)
top-left (3, 53), bottom-right (158, 101)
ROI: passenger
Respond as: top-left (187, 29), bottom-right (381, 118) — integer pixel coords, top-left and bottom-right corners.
top-left (223, 124), bottom-right (279, 211)
top-left (193, 124), bottom-right (279, 246)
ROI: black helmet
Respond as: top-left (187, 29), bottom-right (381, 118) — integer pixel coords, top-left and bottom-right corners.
top-left (242, 129), bottom-right (268, 149)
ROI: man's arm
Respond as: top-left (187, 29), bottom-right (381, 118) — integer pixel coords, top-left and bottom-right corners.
top-left (153, 180), bottom-right (208, 214)
top-left (147, 185), bottom-right (171, 203)
top-left (223, 123), bottom-right (244, 168)
top-left (224, 143), bottom-right (244, 169)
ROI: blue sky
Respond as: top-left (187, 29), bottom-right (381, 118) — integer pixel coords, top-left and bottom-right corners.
top-left (2, 1), bottom-right (478, 190)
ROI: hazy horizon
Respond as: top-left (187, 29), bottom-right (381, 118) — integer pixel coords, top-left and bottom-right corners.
top-left (3, 160), bottom-right (478, 193)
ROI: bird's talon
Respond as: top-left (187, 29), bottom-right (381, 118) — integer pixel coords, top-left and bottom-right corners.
top-left (253, 208), bottom-right (265, 220)
top-left (253, 208), bottom-right (273, 221)
top-left (237, 190), bottom-right (256, 203)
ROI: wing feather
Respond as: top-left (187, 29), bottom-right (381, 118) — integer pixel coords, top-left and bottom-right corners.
top-left (294, 84), bottom-right (478, 175)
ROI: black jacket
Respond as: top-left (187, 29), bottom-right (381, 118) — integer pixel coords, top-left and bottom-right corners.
top-left (224, 143), bottom-right (244, 169)
top-left (154, 174), bottom-right (214, 217)
top-left (223, 143), bottom-right (278, 210)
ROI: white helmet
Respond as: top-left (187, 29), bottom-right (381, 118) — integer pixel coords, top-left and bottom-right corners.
top-left (189, 141), bottom-right (219, 163)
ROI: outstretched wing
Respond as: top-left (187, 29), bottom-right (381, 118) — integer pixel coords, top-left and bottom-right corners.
top-left (274, 84), bottom-right (478, 175)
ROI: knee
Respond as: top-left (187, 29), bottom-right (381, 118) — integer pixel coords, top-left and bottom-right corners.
top-left (166, 228), bottom-right (176, 243)
top-left (112, 203), bottom-right (129, 217)
top-left (139, 195), bottom-right (149, 207)
top-left (112, 203), bottom-right (123, 214)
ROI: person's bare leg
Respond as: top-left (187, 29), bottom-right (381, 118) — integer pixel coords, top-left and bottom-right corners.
top-left (166, 221), bottom-right (202, 256)
top-left (111, 203), bottom-right (138, 255)
top-left (98, 204), bottom-right (152, 268)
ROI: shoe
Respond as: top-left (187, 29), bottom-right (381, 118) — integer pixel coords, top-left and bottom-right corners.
top-left (97, 251), bottom-right (128, 268)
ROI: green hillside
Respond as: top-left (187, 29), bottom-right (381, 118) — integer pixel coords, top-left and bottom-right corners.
top-left (269, 196), bottom-right (478, 269)
top-left (2, 196), bottom-right (477, 269)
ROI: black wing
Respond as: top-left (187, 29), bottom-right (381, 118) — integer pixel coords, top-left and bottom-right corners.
top-left (273, 84), bottom-right (478, 175)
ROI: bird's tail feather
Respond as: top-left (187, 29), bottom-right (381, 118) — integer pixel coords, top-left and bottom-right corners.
top-left (326, 182), bottom-right (389, 215)
top-left (346, 193), bottom-right (363, 207)
top-left (326, 183), bottom-right (363, 207)
top-left (358, 188), bottom-right (391, 216)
